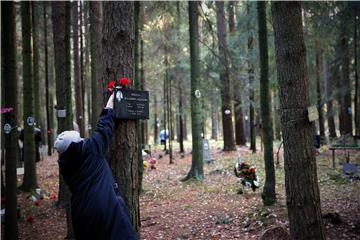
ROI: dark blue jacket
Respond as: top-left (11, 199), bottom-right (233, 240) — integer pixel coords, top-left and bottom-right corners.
top-left (58, 109), bottom-right (137, 240)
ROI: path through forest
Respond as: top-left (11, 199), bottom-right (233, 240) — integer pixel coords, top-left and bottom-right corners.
top-left (11, 143), bottom-right (360, 240)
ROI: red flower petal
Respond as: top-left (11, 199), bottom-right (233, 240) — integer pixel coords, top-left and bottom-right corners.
top-left (119, 77), bottom-right (131, 86)
top-left (107, 81), bottom-right (116, 93)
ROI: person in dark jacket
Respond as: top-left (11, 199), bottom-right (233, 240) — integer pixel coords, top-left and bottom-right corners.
top-left (54, 94), bottom-right (137, 240)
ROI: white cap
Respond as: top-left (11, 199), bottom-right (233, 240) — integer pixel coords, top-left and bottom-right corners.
top-left (54, 130), bottom-right (83, 154)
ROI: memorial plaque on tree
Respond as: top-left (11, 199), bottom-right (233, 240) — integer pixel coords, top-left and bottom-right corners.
top-left (114, 88), bottom-right (149, 120)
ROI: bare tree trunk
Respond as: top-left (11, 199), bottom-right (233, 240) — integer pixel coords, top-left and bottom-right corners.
top-left (324, 56), bottom-right (337, 139)
top-left (154, 95), bottom-right (159, 145)
top-left (353, 7), bottom-right (360, 137)
top-left (21, 1), bottom-right (38, 191)
top-left (316, 50), bottom-right (325, 141)
top-left (248, 3), bottom-right (256, 153)
top-left (90, 1), bottom-right (103, 130)
top-left (229, 1), bottom-right (246, 146)
top-left (52, 2), bottom-right (74, 238)
top-left (272, 2), bottom-right (325, 239)
top-left (102, 2), bottom-right (140, 232)
top-left (32, 2), bottom-right (42, 134)
top-left (216, 1), bottom-right (236, 151)
top-left (73, 1), bottom-right (84, 138)
top-left (183, 1), bottom-right (204, 181)
top-left (43, 2), bottom-right (53, 156)
top-left (2, 2), bottom-right (19, 238)
top-left (258, 1), bottom-right (276, 205)
top-left (211, 89), bottom-right (218, 141)
top-left (338, 4), bottom-right (353, 136)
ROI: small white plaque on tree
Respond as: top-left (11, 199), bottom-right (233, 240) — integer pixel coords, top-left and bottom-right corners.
top-left (307, 106), bottom-right (318, 122)
top-left (57, 109), bottom-right (66, 118)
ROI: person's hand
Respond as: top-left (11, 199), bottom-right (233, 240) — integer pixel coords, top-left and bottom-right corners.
top-left (105, 93), bottom-right (114, 109)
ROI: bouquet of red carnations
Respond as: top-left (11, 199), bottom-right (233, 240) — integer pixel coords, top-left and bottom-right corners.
top-left (234, 162), bottom-right (259, 192)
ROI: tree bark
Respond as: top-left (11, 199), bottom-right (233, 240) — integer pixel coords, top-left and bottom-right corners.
top-left (43, 2), bottom-right (53, 156)
top-left (154, 95), bottom-right (159, 145)
top-left (216, 1), bottom-right (236, 151)
top-left (324, 56), bottom-right (337, 139)
top-left (32, 2), bottom-right (42, 134)
top-left (140, 6), bottom-right (148, 145)
top-left (89, 1), bottom-right (103, 130)
top-left (273, 90), bottom-right (282, 140)
top-left (79, 2), bottom-right (85, 136)
top-left (2, 2), bottom-right (19, 238)
top-left (258, 1), bottom-right (276, 206)
top-left (52, 2), bottom-right (74, 238)
top-left (73, 1), bottom-right (84, 138)
top-left (102, 2), bottom-right (140, 233)
top-left (21, 1), bottom-right (38, 191)
top-left (183, 1), bottom-right (204, 181)
top-left (248, 3), bottom-right (256, 153)
top-left (338, 4), bottom-right (353, 136)
top-left (316, 50), bottom-right (325, 141)
top-left (229, 1), bottom-right (246, 146)
top-left (210, 89), bottom-right (218, 141)
top-left (353, 7), bottom-right (360, 137)
top-left (271, 2), bottom-right (325, 239)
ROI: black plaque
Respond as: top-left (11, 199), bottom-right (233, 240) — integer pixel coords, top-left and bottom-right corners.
top-left (114, 88), bottom-right (149, 120)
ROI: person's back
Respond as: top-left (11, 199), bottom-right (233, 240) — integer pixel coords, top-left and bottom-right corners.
top-left (55, 94), bottom-right (137, 240)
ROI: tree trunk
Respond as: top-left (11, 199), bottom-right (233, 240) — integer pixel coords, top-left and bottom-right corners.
top-left (316, 50), bottom-right (325, 141)
top-left (216, 1), bottom-right (236, 151)
top-left (140, 6), bottom-right (148, 145)
top-left (179, 85), bottom-right (185, 152)
top-left (354, 7), bottom-right (360, 138)
top-left (21, 1), bottom-right (38, 191)
top-left (32, 2), bottom-right (42, 134)
top-left (52, 2), bottom-right (74, 238)
top-left (273, 90), bottom-right (282, 140)
top-left (184, 114), bottom-right (188, 140)
top-left (183, 1), bottom-right (204, 181)
top-left (154, 95), bottom-right (159, 145)
top-left (2, 2), bottom-right (19, 238)
top-left (163, 68), bottom-right (167, 151)
top-left (166, 63), bottom-right (173, 163)
top-left (229, 1), bottom-right (246, 146)
top-left (338, 4), bottom-right (353, 136)
top-left (271, 2), bottom-right (325, 239)
top-left (90, 1), bottom-right (103, 130)
top-left (73, 1), bottom-right (84, 138)
top-left (248, 3), bottom-right (256, 153)
top-left (258, 1), bottom-right (276, 206)
top-left (79, 2), bottom-right (85, 136)
top-left (211, 89), bottom-right (218, 141)
top-left (43, 2), bottom-right (53, 156)
top-left (102, 2), bottom-right (140, 233)
top-left (324, 56), bottom-right (337, 139)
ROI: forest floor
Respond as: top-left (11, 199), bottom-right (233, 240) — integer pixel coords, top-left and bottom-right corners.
top-left (6, 140), bottom-right (360, 240)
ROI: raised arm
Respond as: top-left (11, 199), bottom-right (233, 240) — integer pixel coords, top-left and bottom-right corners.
top-left (88, 94), bottom-right (115, 155)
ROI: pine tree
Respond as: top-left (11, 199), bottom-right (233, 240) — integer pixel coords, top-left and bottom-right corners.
top-left (271, 2), bottom-right (325, 239)
top-left (102, 1), bottom-right (140, 232)
top-left (257, 1), bottom-right (276, 206)
top-left (216, 1), bottom-right (236, 151)
top-left (21, 1), bottom-right (38, 191)
top-left (183, 1), bottom-right (204, 181)
top-left (2, 2), bottom-right (19, 238)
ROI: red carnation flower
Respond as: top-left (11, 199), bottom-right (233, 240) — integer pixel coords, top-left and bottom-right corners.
top-left (119, 77), bottom-right (131, 86)
top-left (34, 200), bottom-right (40, 206)
top-left (107, 81), bottom-right (116, 93)
top-left (26, 215), bottom-right (34, 223)
top-left (50, 193), bottom-right (57, 200)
